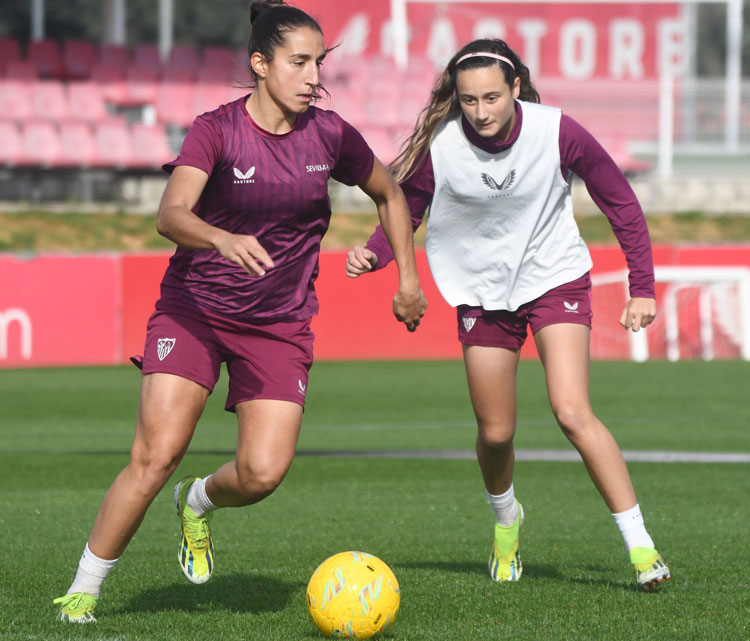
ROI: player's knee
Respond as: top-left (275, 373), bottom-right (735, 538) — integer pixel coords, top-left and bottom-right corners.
top-left (129, 450), bottom-right (182, 496)
top-left (552, 403), bottom-right (591, 439)
top-left (235, 463), bottom-right (286, 502)
top-left (477, 424), bottom-right (514, 450)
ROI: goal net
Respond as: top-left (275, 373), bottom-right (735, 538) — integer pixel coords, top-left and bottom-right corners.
top-left (591, 266), bottom-right (750, 361)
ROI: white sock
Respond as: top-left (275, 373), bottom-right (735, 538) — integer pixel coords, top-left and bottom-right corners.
top-left (187, 476), bottom-right (217, 517)
top-left (487, 484), bottom-right (518, 527)
top-left (68, 543), bottom-right (118, 597)
top-left (612, 504), bottom-right (654, 552)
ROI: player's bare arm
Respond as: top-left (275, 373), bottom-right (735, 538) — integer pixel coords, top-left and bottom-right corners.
top-left (157, 165), bottom-right (274, 276)
top-left (358, 158), bottom-right (427, 329)
top-left (619, 297), bottom-right (657, 331)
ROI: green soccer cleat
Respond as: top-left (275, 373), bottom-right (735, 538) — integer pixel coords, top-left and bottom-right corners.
top-left (54, 592), bottom-right (98, 623)
top-left (488, 501), bottom-right (524, 581)
top-left (630, 547), bottom-right (671, 591)
top-left (174, 475), bottom-right (214, 585)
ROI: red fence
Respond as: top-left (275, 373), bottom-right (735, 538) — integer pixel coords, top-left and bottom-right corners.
top-left (1, 246), bottom-right (749, 368)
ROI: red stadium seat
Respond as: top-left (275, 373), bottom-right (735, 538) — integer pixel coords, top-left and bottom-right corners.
top-left (63, 40), bottom-right (97, 79)
top-left (95, 120), bottom-right (135, 167)
top-left (0, 79), bottom-right (34, 120)
top-left (67, 81), bottom-right (110, 122)
top-left (21, 120), bottom-right (63, 166)
top-left (32, 81), bottom-right (71, 120)
top-left (27, 40), bottom-right (64, 78)
top-left (200, 49), bottom-right (248, 86)
top-left (0, 120), bottom-right (27, 165)
top-left (124, 65), bottom-right (158, 106)
top-left (197, 65), bottom-right (232, 83)
top-left (168, 44), bottom-right (199, 73)
top-left (202, 46), bottom-right (237, 69)
top-left (133, 43), bottom-right (161, 70)
top-left (0, 38), bottom-right (22, 76)
top-left (58, 121), bottom-right (103, 167)
top-left (161, 67), bottom-right (194, 83)
top-left (155, 80), bottom-right (196, 126)
top-left (398, 91), bottom-right (429, 128)
top-left (360, 126), bottom-right (400, 165)
top-left (91, 63), bottom-right (127, 104)
top-left (5, 61), bottom-right (37, 80)
top-left (193, 82), bottom-right (233, 116)
top-left (327, 91), bottom-right (366, 130)
top-left (366, 80), bottom-right (401, 128)
top-left (131, 123), bottom-right (174, 168)
top-left (227, 84), bottom-right (248, 103)
top-left (99, 44), bottom-right (130, 71)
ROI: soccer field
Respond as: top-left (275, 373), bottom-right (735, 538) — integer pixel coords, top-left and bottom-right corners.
top-left (2, 360), bottom-right (749, 640)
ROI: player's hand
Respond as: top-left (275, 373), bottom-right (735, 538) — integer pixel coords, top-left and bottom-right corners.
top-left (346, 246), bottom-right (378, 278)
top-left (213, 231), bottom-right (274, 276)
top-left (619, 297), bottom-right (656, 332)
top-left (394, 287), bottom-right (427, 332)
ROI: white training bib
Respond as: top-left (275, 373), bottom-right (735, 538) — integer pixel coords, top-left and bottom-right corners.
top-left (426, 102), bottom-right (593, 311)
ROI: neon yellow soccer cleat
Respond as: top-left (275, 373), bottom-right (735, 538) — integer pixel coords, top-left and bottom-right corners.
top-left (630, 547), bottom-right (671, 591)
top-left (54, 592), bottom-right (98, 623)
top-left (488, 501), bottom-right (524, 581)
top-left (174, 476), bottom-right (214, 585)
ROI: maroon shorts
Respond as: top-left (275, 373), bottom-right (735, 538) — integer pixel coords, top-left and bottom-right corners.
top-left (134, 302), bottom-right (314, 412)
top-left (457, 273), bottom-right (593, 349)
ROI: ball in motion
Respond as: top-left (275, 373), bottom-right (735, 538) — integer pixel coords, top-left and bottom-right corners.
top-left (306, 551), bottom-right (400, 639)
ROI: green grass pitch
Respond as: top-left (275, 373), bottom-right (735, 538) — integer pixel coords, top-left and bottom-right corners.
top-left (1, 360), bottom-right (749, 640)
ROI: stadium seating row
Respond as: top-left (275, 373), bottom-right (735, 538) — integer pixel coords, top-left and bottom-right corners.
top-left (0, 37), bottom-right (245, 81)
top-left (0, 38), bottom-right (654, 172)
top-left (0, 119), bottom-right (173, 169)
top-left (0, 36), bottom-right (438, 83)
top-left (0, 77), bottom-right (432, 133)
top-left (0, 77), bottom-right (249, 127)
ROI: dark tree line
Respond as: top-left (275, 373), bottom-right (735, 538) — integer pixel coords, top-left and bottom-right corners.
top-left (0, 0), bottom-right (251, 49)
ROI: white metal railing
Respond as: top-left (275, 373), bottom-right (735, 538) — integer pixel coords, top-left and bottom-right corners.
top-left (592, 267), bottom-right (750, 362)
top-left (536, 77), bottom-right (750, 177)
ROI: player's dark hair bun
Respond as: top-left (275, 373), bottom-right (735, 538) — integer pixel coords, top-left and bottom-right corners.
top-left (249, 0), bottom-right (286, 25)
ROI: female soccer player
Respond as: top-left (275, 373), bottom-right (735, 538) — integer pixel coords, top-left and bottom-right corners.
top-left (347, 38), bottom-right (670, 591)
top-left (54, 1), bottom-right (426, 623)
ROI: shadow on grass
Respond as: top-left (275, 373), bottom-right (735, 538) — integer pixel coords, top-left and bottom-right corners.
top-left (397, 560), bottom-right (569, 581)
top-left (397, 560), bottom-right (635, 591)
top-left (396, 560), bottom-right (484, 576)
top-left (533, 563), bottom-right (636, 591)
top-left (117, 573), bottom-right (304, 615)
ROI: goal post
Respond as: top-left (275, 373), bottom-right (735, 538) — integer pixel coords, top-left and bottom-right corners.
top-left (591, 266), bottom-right (750, 361)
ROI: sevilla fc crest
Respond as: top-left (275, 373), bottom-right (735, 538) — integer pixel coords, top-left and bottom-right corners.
top-left (157, 337), bottom-right (176, 361)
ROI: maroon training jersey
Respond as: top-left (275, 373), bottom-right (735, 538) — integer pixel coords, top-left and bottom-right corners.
top-left (161, 97), bottom-right (375, 321)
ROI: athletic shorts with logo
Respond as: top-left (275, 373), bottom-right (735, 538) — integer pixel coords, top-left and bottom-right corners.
top-left (457, 273), bottom-right (593, 349)
top-left (132, 301), bottom-right (314, 411)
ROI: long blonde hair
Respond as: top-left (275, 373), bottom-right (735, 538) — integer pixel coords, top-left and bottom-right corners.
top-left (391, 39), bottom-right (540, 182)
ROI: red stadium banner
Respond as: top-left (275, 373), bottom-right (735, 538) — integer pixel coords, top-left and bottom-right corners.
top-left (312, 251), bottom-right (462, 360)
top-left (298, 0), bottom-right (683, 80)
top-left (1, 245), bottom-right (748, 368)
top-left (120, 253), bottom-right (170, 361)
top-left (0, 254), bottom-right (120, 367)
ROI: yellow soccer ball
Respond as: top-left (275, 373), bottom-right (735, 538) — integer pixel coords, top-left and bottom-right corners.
top-left (306, 551), bottom-right (400, 639)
